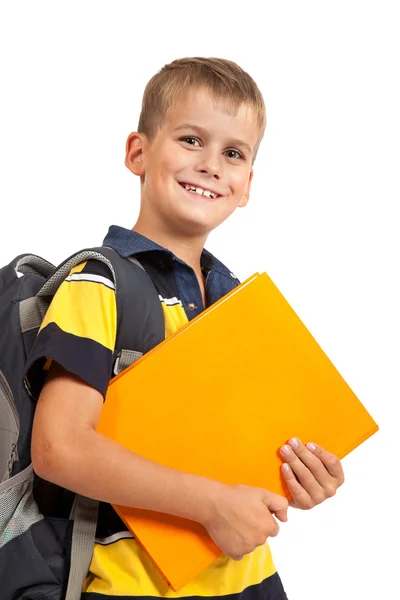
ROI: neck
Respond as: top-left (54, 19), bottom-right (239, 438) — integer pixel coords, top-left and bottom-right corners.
top-left (132, 215), bottom-right (208, 274)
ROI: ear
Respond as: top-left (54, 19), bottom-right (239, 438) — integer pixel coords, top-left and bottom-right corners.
top-left (125, 132), bottom-right (147, 176)
top-left (238, 168), bottom-right (253, 208)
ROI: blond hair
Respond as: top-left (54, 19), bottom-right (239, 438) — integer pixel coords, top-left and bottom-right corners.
top-left (138, 57), bottom-right (266, 160)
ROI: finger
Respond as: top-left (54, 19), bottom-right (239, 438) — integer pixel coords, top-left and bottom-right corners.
top-left (280, 443), bottom-right (323, 495)
top-left (273, 508), bottom-right (288, 523)
top-left (281, 463), bottom-right (314, 509)
top-left (286, 437), bottom-right (334, 488)
top-left (264, 492), bottom-right (289, 522)
top-left (231, 552), bottom-right (244, 561)
top-left (267, 518), bottom-right (280, 538)
top-left (306, 442), bottom-right (345, 485)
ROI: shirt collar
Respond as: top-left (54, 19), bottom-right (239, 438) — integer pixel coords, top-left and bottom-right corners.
top-left (102, 225), bottom-right (237, 279)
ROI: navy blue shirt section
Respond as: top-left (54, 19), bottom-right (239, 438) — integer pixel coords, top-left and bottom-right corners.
top-left (103, 225), bottom-right (240, 320)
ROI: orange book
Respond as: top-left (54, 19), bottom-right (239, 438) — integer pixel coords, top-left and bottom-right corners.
top-left (97, 272), bottom-right (379, 590)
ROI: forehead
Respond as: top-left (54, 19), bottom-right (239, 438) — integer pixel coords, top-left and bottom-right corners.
top-left (162, 89), bottom-right (260, 149)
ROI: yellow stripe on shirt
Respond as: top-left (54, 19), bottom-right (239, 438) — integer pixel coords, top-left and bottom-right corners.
top-left (160, 296), bottom-right (188, 338)
top-left (39, 261), bottom-right (117, 351)
top-left (84, 538), bottom-right (276, 597)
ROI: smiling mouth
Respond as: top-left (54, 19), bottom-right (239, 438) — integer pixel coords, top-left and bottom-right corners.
top-left (178, 182), bottom-right (222, 200)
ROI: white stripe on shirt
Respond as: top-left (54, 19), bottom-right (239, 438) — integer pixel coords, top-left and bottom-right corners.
top-left (95, 531), bottom-right (134, 545)
top-left (65, 272), bottom-right (115, 290)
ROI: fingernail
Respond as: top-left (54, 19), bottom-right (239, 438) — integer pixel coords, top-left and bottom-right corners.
top-left (306, 442), bottom-right (316, 452)
top-left (289, 437), bottom-right (299, 449)
top-left (282, 463), bottom-right (290, 472)
top-left (280, 445), bottom-right (291, 456)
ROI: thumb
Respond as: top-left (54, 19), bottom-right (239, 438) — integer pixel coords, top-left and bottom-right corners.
top-left (263, 492), bottom-right (289, 523)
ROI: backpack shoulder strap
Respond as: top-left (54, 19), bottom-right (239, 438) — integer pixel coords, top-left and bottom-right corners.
top-left (98, 247), bottom-right (165, 374)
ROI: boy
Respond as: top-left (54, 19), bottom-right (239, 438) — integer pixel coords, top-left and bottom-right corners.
top-left (27, 57), bottom-right (344, 599)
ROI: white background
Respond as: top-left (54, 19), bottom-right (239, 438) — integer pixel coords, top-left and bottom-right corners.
top-left (1, 1), bottom-right (399, 598)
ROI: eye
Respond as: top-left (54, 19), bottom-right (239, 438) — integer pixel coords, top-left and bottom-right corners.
top-left (180, 136), bottom-right (201, 147)
top-left (224, 149), bottom-right (244, 160)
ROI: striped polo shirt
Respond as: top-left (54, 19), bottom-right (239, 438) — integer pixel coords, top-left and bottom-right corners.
top-left (26, 225), bottom-right (287, 600)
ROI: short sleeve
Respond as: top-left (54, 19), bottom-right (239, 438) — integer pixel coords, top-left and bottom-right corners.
top-left (24, 259), bottom-right (117, 399)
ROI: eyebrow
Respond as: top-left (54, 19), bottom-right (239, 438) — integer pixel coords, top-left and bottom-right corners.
top-left (174, 123), bottom-right (253, 155)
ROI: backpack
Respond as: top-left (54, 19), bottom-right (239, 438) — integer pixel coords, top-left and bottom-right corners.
top-left (0, 246), bottom-right (165, 600)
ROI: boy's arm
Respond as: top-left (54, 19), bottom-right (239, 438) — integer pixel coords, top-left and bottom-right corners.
top-left (32, 363), bottom-right (289, 561)
top-left (32, 363), bottom-right (208, 519)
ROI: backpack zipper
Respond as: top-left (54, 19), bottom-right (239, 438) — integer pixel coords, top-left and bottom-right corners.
top-left (0, 370), bottom-right (20, 476)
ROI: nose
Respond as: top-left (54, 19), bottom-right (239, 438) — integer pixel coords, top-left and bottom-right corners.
top-left (195, 148), bottom-right (223, 179)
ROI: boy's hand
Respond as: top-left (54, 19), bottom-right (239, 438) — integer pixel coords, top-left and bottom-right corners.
top-left (202, 482), bottom-right (288, 561)
top-left (280, 438), bottom-right (344, 509)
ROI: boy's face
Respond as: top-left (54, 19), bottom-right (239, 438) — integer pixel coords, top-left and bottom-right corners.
top-left (127, 89), bottom-right (259, 239)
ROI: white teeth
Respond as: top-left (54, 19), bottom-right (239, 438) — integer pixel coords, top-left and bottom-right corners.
top-left (182, 184), bottom-right (217, 199)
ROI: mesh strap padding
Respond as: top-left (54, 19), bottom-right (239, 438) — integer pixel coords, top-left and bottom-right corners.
top-left (14, 255), bottom-right (54, 278)
top-left (38, 251), bottom-right (117, 298)
top-left (0, 465), bottom-right (43, 547)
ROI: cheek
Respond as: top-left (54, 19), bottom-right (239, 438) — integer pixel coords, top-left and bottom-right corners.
top-left (147, 160), bottom-right (175, 189)
top-left (157, 154), bottom-right (185, 182)
top-left (230, 170), bottom-right (251, 197)
top-left (163, 141), bottom-right (186, 165)
top-left (148, 142), bottom-right (182, 177)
